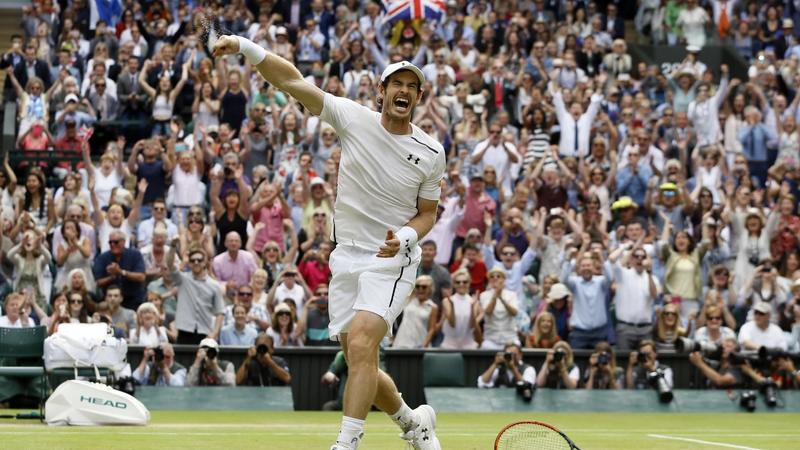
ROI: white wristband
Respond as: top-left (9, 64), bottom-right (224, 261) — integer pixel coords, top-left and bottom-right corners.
top-left (396, 226), bottom-right (418, 252)
top-left (235, 36), bottom-right (267, 65)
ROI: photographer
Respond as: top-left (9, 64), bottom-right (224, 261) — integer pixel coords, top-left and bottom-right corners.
top-left (688, 337), bottom-right (745, 388)
top-left (236, 333), bottom-right (292, 386)
top-left (186, 338), bottom-right (236, 386)
top-left (585, 341), bottom-right (623, 389)
top-left (478, 343), bottom-right (536, 389)
top-left (626, 340), bottom-right (673, 390)
top-left (132, 343), bottom-right (186, 386)
top-left (536, 341), bottom-right (580, 389)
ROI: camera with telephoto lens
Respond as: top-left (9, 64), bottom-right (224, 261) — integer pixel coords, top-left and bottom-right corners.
top-left (597, 352), bottom-right (610, 365)
top-left (153, 347), bottom-right (164, 363)
top-left (516, 381), bottom-right (535, 403)
top-left (637, 352), bottom-right (648, 364)
top-left (504, 352), bottom-right (513, 363)
top-left (257, 344), bottom-right (269, 356)
top-left (760, 379), bottom-right (779, 408)
top-left (739, 390), bottom-right (757, 412)
top-left (553, 349), bottom-right (565, 363)
top-left (676, 337), bottom-right (719, 356)
top-left (647, 368), bottom-right (674, 403)
top-left (204, 347), bottom-right (218, 359)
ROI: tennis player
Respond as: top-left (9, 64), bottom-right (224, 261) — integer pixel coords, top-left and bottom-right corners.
top-left (212, 35), bottom-right (444, 450)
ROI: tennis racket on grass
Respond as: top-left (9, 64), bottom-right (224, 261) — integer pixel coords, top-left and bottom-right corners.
top-left (495, 421), bottom-right (581, 450)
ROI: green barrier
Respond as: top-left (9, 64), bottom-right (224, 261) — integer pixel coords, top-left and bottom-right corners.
top-left (134, 386), bottom-right (294, 411)
top-left (424, 388), bottom-right (800, 413)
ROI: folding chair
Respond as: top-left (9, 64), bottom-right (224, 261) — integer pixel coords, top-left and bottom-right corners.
top-left (0, 326), bottom-right (48, 419)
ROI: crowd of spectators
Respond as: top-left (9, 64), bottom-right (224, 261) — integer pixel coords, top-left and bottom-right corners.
top-left (1, 0), bottom-right (800, 392)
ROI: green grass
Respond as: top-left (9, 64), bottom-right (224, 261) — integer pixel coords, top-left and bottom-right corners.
top-left (1, 411), bottom-right (798, 449)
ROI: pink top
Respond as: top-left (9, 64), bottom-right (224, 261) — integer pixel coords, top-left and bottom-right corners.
top-left (455, 191), bottom-right (496, 238)
top-left (212, 251), bottom-right (258, 287)
top-left (253, 202), bottom-right (286, 252)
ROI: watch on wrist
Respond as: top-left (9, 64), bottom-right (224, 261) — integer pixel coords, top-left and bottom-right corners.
top-left (121, 269), bottom-right (127, 278)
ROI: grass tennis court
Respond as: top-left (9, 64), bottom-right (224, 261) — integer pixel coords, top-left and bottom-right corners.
top-left (1, 410), bottom-right (797, 449)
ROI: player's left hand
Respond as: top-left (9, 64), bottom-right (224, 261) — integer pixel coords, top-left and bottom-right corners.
top-left (377, 230), bottom-right (400, 258)
top-left (212, 35), bottom-right (240, 58)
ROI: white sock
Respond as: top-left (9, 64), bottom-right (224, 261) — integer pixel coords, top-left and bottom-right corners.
top-left (390, 401), bottom-right (418, 433)
top-left (336, 416), bottom-right (365, 448)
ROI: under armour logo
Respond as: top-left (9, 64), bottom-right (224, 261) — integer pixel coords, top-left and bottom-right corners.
top-left (407, 154), bottom-right (420, 164)
top-left (422, 428), bottom-right (429, 440)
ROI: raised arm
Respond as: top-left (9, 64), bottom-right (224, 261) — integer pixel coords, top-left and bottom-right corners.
top-left (138, 61), bottom-right (157, 98)
top-left (213, 36), bottom-right (324, 116)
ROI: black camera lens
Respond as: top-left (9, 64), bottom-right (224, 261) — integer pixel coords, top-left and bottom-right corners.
top-left (740, 390), bottom-right (756, 412)
top-left (598, 352), bottom-right (609, 365)
top-left (204, 346), bottom-right (218, 359)
top-left (153, 347), bottom-right (164, 362)
top-left (504, 352), bottom-right (513, 362)
top-left (257, 344), bottom-right (269, 355)
top-left (553, 349), bottom-right (565, 363)
top-left (637, 352), bottom-right (648, 364)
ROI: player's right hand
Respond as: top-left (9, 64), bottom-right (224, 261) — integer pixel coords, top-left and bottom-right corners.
top-left (377, 230), bottom-right (400, 258)
top-left (212, 35), bottom-right (240, 58)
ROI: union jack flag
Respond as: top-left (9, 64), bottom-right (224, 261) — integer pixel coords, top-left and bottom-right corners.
top-left (383, 0), bottom-right (447, 23)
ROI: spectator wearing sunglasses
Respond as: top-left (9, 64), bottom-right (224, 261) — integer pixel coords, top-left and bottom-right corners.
top-left (167, 245), bottom-right (225, 346)
top-left (608, 241), bottom-right (660, 351)
top-left (392, 276), bottom-right (439, 349)
top-left (296, 284), bottom-right (335, 346)
top-left (93, 230), bottom-right (147, 310)
top-left (223, 285), bottom-right (270, 332)
top-left (479, 267), bottom-right (520, 349)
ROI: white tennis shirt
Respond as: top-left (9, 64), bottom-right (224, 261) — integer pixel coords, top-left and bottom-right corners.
top-left (319, 93), bottom-right (446, 252)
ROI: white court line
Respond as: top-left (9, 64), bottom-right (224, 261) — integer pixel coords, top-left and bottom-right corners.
top-left (649, 434), bottom-right (765, 450)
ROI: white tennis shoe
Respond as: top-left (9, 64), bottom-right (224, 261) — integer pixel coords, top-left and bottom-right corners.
top-left (400, 405), bottom-right (441, 450)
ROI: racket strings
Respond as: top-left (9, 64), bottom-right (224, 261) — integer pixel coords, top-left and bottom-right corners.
top-left (496, 424), bottom-right (573, 450)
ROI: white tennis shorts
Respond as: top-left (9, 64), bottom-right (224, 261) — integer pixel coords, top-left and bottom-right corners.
top-left (328, 244), bottom-right (421, 340)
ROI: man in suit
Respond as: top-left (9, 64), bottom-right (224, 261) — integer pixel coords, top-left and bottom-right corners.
top-left (12, 40), bottom-right (53, 98)
top-left (603, 3), bottom-right (625, 39)
top-left (88, 77), bottom-right (119, 121)
top-left (481, 59), bottom-right (516, 119)
top-left (117, 55), bottom-right (147, 121)
top-left (278, 0), bottom-right (313, 34)
top-left (304, 0), bottom-right (335, 46)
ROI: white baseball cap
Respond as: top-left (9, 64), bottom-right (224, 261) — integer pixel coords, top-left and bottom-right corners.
top-left (380, 61), bottom-right (425, 86)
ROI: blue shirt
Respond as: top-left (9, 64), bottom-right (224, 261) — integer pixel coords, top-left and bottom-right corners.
top-left (93, 248), bottom-right (146, 310)
top-left (615, 163), bottom-right (652, 206)
top-left (137, 160), bottom-right (167, 204)
top-left (738, 123), bottom-right (777, 163)
top-left (560, 261), bottom-right (610, 330)
top-left (219, 324), bottom-right (258, 346)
